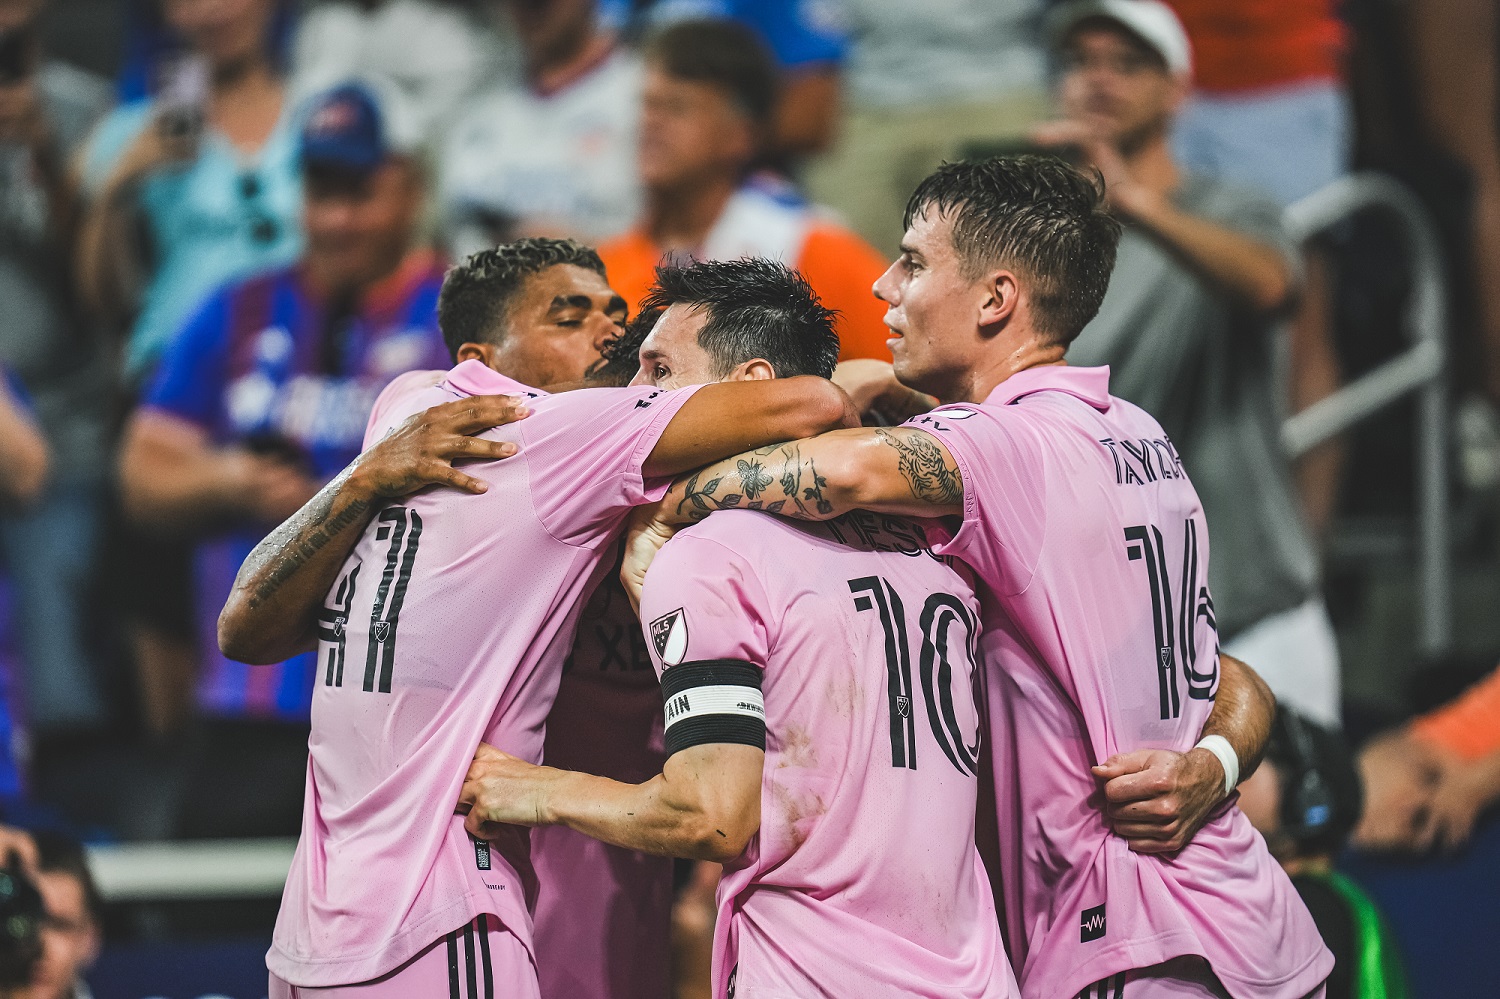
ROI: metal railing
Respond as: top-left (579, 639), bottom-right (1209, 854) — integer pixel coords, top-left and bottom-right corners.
top-left (1281, 172), bottom-right (1451, 657)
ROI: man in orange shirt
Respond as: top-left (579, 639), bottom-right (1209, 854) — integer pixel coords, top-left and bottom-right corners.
top-left (600, 19), bottom-right (892, 362)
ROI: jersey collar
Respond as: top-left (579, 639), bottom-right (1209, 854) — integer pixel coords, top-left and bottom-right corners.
top-left (982, 363), bottom-right (1113, 411)
top-left (443, 359), bottom-right (547, 399)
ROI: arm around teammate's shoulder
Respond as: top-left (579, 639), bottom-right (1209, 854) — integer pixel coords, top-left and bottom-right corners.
top-left (654, 424), bottom-right (964, 528)
top-left (642, 376), bottom-right (859, 479)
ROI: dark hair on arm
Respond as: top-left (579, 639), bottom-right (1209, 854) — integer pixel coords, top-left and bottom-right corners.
top-left (644, 19), bottom-right (779, 129)
top-left (640, 257), bottom-right (840, 380)
top-left (903, 155), bottom-right (1123, 345)
top-left (437, 238), bottom-right (607, 362)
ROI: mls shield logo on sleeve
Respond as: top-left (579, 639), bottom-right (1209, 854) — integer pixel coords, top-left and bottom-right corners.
top-left (650, 608), bottom-right (689, 666)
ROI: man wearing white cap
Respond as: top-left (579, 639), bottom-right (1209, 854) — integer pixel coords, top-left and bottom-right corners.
top-left (1038, 1), bottom-right (1343, 734)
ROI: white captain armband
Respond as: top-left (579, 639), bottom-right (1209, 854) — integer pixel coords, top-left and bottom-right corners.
top-left (660, 659), bottom-right (765, 756)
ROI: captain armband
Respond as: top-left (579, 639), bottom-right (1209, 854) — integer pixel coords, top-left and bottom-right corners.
top-left (660, 659), bottom-right (766, 756)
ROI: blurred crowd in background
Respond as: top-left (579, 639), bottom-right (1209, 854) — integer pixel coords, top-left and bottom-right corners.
top-left (0, 0), bottom-right (1495, 995)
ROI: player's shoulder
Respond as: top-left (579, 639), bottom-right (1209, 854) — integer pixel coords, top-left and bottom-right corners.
top-left (666, 510), bottom-right (828, 570)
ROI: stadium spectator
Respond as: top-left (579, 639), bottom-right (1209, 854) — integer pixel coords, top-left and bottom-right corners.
top-left (439, 0), bottom-right (642, 254)
top-left (27, 830), bottom-right (101, 999)
top-left (598, 20), bottom-right (893, 362)
top-left (288, 0), bottom-right (500, 151)
top-left (0, 376), bottom-right (46, 513)
top-left (602, 0), bottom-right (849, 163)
top-left (1041, 1), bottom-right (1339, 726)
top-left (0, 0), bottom-right (113, 737)
top-left (117, 80), bottom-right (449, 834)
top-left (1238, 710), bottom-right (1407, 999)
top-left (1167, 0), bottom-right (1351, 538)
top-left (78, 0), bottom-right (302, 384)
top-left (802, 0), bottom-right (1050, 253)
top-left (1355, 665), bottom-right (1500, 854)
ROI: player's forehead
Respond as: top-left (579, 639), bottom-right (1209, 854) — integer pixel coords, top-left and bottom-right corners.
top-left (638, 302), bottom-right (710, 361)
top-left (514, 264), bottom-right (625, 317)
top-left (901, 207), bottom-right (959, 263)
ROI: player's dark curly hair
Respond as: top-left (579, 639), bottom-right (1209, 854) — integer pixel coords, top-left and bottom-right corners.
top-left (639, 257), bottom-right (840, 380)
top-left (903, 155), bottom-right (1122, 345)
top-left (587, 307), bottom-right (662, 387)
top-left (437, 238), bottom-right (607, 361)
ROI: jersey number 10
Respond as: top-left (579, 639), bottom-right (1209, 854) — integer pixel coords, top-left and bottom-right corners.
top-left (848, 576), bottom-right (981, 777)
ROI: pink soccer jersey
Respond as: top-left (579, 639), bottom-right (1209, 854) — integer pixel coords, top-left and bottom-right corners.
top-left (532, 578), bottom-right (673, 999)
top-left (904, 365), bottom-right (1334, 999)
top-left (639, 510), bottom-right (1018, 999)
top-left (267, 359), bottom-right (700, 987)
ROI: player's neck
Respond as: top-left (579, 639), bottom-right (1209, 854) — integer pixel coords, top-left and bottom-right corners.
top-left (944, 339), bottom-right (1068, 405)
top-left (644, 175), bottom-right (737, 251)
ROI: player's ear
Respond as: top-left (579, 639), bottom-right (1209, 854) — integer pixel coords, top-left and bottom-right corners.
top-left (456, 342), bottom-right (496, 368)
top-left (727, 358), bottom-right (776, 382)
top-left (977, 269), bottom-right (1020, 332)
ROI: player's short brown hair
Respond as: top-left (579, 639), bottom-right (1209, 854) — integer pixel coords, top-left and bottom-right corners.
top-left (904, 156), bottom-right (1122, 346)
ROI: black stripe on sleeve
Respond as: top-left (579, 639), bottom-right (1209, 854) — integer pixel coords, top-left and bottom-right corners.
top-left (660, 659), bottom-right (765, 757)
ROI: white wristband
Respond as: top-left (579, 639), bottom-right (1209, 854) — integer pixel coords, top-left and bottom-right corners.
top-left (1194, 735), bottom-right (1239, 797)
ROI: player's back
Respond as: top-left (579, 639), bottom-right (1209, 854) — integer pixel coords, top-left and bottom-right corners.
top-left (639, 510), bottom-right (1015, 999)
top-left (909, 365), bottom-right (1332, 999)
top-left (269, 360), bottom-right (699, 987)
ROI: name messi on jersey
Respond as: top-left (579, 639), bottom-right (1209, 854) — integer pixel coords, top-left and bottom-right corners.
top-left (1098, 436), bottom-right (1186, 486)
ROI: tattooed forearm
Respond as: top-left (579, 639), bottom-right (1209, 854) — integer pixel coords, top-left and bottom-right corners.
top-left (874, 428), bottom-right (963, 507)
top-left (673, 443), bottom-right (834, 523)
top-left (244, 487), bottom-right (373, 610)
top-left (221, 465), bottom-right (383, 662)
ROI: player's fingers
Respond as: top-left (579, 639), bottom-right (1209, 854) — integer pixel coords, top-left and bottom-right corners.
top-left (440, 436), bottom-right (518, 462)
top-left (1110, 820), bottom-right (1174, 841)
top-left (1107, 798), bottom-right (1176, 824)
top-left (1102, 769), bottom-right (1172, 805)
top-left (422, 462), bottom-right (489, 495)
top-left (450, 395), bottom-right (531, 435)
top-left (473, 742), bottom-right (507, 762)
top-left (1093, 751), bottom-right (1154, 780)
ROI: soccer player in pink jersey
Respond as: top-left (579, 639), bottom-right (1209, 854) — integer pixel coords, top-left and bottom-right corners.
top-left (619, 157), bottom-right (1335, 999)
top-left (216, 240), bottom-right (859, 997)
top-left (459, 258), bottom-right (1018, 999)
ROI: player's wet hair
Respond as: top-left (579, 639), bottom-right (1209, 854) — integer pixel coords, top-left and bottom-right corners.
top-left (644, 19), bottom-right (779, 129)
top-left (904, 155), bottom-right (1122, 346)
top-left (437, 238), bottom-right (608, 361)
top-left (641, 258), bottom-right (840, 380)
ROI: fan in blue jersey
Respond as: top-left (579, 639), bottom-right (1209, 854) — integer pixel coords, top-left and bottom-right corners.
top-left (118, 81), bottom-right (450, 831)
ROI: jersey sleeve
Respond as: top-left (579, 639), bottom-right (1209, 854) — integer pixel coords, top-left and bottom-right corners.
top-left (639, 527), bottom-right (772, 755)
top-left (901, 407), bottom-right (1047, 596)
top-left (140, 287), bottom-right (234, 430)
top-left (1410, 666), bottom-right (1500, 762)
top-left (523, 384), bottom-right (702, 549)
top-left (361, 370), bottom-right (448, 450)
